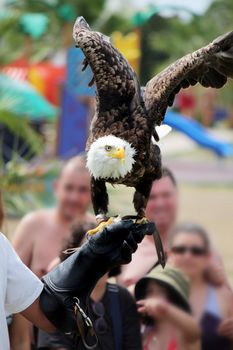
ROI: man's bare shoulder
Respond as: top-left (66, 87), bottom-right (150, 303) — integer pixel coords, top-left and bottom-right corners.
top-left (13, 210), bottom-right (55, 259)
top-left (18, 209), bottom-right (54, 228)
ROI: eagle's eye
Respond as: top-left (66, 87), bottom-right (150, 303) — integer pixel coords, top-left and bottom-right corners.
top-left (105, 145), bottom-right (112, 152)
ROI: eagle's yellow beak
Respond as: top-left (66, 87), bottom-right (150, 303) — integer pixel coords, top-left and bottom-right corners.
top-left (109, 147), bottom-right (125, 160)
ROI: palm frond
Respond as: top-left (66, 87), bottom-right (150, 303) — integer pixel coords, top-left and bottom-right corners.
top-left (0, 109), bottom-right (43, 155)
top-left (0, 10), bottom-right (20, 35)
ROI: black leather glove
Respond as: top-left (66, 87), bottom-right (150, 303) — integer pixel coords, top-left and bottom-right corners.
top-left (40, 220), bottom-right (154, 348)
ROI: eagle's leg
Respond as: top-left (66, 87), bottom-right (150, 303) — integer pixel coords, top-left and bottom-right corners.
top-left (133, 177), bottom-right (166, 268)
top-left (87, 177), bottom-right (113, 236)
top-left (133, 144), bottom-right (162, 218)
top-left (91, 177), bottom-right (109, 220)
top-left (133, 178), bottom-right (153, 220)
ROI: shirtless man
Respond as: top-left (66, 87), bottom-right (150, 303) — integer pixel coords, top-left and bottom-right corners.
top-left (13, 155), bottom-right (94, 277)
top-left (118, 168), bottom-right (177, 287)
top-left (11, 155), bottom-right (95, 349)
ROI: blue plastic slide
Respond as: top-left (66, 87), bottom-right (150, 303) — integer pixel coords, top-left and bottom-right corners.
top-left (164, 111), bottom-right (233, 157)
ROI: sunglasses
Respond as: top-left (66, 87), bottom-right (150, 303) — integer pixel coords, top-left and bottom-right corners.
top-left (91, 301), bottom-right (108, 335)
top-left (171, 245), bottom-right (207, 256)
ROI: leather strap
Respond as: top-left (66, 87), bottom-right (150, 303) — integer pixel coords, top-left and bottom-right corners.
top-left (73, 297), bottom-right (98, 350)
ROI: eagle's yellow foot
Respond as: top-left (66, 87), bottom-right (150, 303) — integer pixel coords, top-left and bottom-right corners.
top-left (87, 217), bottom-right (114, 236)
top-left (135, 217), bottom-right (149, 225)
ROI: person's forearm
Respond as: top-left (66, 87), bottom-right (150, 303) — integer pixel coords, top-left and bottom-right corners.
top-left (205, 247), bottom-right (229, 287)
top-left (9, 314), bottom-right (31, 350)
top-left (21, 297), bottom-right (55, 333)
top-left (165, 304), bottom-right (200, 342)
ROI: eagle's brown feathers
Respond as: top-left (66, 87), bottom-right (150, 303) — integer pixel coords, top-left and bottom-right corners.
top-left (73, 17), bottom-right (233, 219)
top-left (73, 17), bottom-right (160, 192)
top-left (145, 31), bottom-right (233, 125)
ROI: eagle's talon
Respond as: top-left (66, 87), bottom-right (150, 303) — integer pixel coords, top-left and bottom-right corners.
top-left (135, 217), bottom-right (149, 225)
top-left (87, 217), bottom-right (115, 236)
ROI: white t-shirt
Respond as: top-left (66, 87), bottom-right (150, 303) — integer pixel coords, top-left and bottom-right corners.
top-left (0, 233), bottom-right (43, 350)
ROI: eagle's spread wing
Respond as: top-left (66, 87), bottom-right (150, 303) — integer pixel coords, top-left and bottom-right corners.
top-left (73, 17), bottom-right (138, 113)
top-left (144, 31), bottom-right (233, 125)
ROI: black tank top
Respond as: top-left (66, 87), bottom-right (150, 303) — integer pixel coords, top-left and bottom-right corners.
top-left (200, 286), bottom-right (231, 350)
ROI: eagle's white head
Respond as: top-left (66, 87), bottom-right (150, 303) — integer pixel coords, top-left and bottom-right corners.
top-left (87, 135), bottom-right (136, 179)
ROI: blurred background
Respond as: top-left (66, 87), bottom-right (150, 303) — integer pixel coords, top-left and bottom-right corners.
top-left (0, 0), bottom-right (233, 281)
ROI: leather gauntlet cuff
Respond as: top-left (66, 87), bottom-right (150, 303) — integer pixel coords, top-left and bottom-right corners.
top-left (40, 283), bottom-right (98, 349)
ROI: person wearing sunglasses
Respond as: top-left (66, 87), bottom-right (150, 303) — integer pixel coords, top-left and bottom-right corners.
top-left (168, 224), bottom-right (233, 350)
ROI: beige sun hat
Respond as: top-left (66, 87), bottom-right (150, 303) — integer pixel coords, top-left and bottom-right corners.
top-left (135, 265), bottom-right (190, 312)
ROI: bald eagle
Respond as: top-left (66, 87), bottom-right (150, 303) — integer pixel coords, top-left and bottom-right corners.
top-left (73, 17), bottom-right (233, 257)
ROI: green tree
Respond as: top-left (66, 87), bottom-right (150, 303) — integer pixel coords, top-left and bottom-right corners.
top-left (138, 0), bottom-right (233, 98)
top-left (1, 0), bottom-right (106, 64)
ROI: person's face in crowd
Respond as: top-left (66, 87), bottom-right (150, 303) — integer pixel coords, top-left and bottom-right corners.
top-left (169, 232), bottom-right (210, 279)
top-left (145, 176), bottom-right (178, 233)
top-left (145, 281), bottom-right (169, 302)
top-left (54, 169), bottom-right (91, 220)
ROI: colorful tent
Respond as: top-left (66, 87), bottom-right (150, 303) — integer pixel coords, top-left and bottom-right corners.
top-left (0, 73), bottom-right (58, 120)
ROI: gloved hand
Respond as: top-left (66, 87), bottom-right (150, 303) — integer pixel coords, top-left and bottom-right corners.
top-left (87, 219), bottom-right (155, 266)
top-left (40, 220), bottom-right (154, 346)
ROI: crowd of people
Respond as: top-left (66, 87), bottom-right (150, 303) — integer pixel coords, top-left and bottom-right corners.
top-left (4, 154), bottom-right (233, 350)
top-left (175, 86), bottom-right (233, 127)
